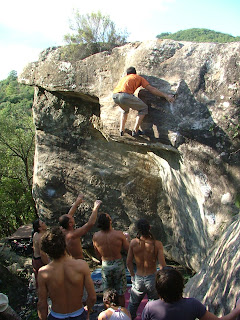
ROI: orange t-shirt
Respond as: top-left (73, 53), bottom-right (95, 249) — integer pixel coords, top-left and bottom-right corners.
top-left (113, 74), bottom-right (149, 94)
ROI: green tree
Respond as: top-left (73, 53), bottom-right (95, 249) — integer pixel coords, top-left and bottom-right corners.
top-left (64, 10), bottom-right (129, 53)
top-left (0, 71), bottom-right (36, 236)
top-left (156, 28), bottom-right (240, 43)
top-left (157, 32), bottom-right (172, 38)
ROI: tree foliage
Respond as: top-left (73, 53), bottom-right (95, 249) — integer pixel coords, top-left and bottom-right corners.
top-left (64, 10), bottom-right (129, 54)
top-left (156, 28), bottom-right (240, 43)
top-left (0, 71), bottom-right (36, 237)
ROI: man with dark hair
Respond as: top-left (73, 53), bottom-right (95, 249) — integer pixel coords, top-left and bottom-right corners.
top-left (92, 213), bottom-right (129, 307)
top-left (142, 267), bottom-right (240, 320)
top-left (32, 219), bottom-right (50, 288)
top-left (97, 213), bottom-right (111, 231)
top-left (37, 227), bottom-right (96, 320)
top-left (127, 218), bottom-right (166, 319)
top-left (113, 66), bottom-right (175, 137)
top-left (59, 194), bottom-right (102, 259)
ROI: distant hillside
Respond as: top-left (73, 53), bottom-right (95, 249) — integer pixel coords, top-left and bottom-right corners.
top-left (156, 28), bottom-right (240, 43)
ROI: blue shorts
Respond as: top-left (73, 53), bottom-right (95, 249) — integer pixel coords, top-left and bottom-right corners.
top-left (48, 308), bottom-right (87, 320)
top-left (128, 274), bottom-right (158, 319)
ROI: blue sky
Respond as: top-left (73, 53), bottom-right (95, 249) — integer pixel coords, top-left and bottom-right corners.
top-left (0, 0), bottom-right (239, 80)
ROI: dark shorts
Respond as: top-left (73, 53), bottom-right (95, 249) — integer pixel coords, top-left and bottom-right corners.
top-left (32, 256), bottom-right (45, 288)
top-left (48, 308), bottom-right (87, 320)
top-left (113, 93), bottom-right (148, 115)
top-left (101, 258), bottom-right (127, 295)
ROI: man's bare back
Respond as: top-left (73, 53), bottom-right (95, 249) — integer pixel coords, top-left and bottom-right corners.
top-left (92, 213), bottom-right (129, 307)
top-left (39, 257), bottom-right (93, 314)
top-left (33, 232), bottom-right (42, 257)
top-left (128, 237), bottom-right (165, 276)
top-left (63, 229), bottom-right (84, 259)
top-left (32, 220), bottom-right (49, 263)
top-left (127, 219), bottom-right (166, 319)
top-left (93, 229), bottom-right (128, 261)
top-left (37, 227), bottom-right (96, 320)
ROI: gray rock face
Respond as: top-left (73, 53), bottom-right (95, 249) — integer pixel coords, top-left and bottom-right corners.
top-left (19, 39), bottom-right (240, 313)
top-left (184, 217), bottom-right (240, 316)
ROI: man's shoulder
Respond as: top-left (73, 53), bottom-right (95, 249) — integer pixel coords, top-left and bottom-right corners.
top-left (38, 263), bottom-right (52, 276)
top-left (112, 229), bottom-right (124, 237)
top-left (64, 229), bottom-right (74, 237)
top-left (128, 74), bottom-right (144, 81)
top-left (130, 238), bottom-right (139, 245)
top-left (155, 240), bottom-right (163, 248)
top-left (33, 232), bottom-right (40, 241)
top-left (73, 258), bottom-right (88, 267)
top-left (145, 298), bottom-right (162, 309)
top-left (113, 229), bottom-right (123, 234)
top-left (73, 259), bottom-right (90, 273)
top-left (93, 230), bottom-right (102, 238)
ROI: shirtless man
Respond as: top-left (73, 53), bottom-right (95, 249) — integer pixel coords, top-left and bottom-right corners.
top-left (92, 213), bottom-right (129, 307)
top-left (126, 218), bottom-right (166, 319)
top-left (59, 194), bottom-right (102, 259)
top-left (37, 227), bottom-right (96, 320)
top-left (32, 219), bottom-right (50, 288)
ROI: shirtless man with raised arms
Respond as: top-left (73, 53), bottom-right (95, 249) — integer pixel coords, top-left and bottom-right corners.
top-left (93, 213), bottom-right (129, 307)
top-left (59, 194), bottom-right (102, 259)
top-left (127, 218), bottom-right (166, 319)
top-left (37, 227), bottom-right (96, 320)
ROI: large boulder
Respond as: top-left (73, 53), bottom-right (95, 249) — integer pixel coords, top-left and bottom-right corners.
top-left (18, 39), bottom-right (240, 276)
top-left (184, 217), bottom-right (240, 316)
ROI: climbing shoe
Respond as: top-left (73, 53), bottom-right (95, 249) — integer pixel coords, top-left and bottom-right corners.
top-left (132, 130), bottom-right (144, 137)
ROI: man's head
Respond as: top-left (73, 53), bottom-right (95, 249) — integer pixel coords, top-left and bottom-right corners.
top-left (41, 226), bottom-right (66, 260)
top-left (103, 289), bottom-right (119, 307)
top-left (136, 218), bottom-right (154, 239)
top-left (155, 267), bottom-right (184, 303)
top-left (33, 219), bottom-right (40, 233)
top-left (97, 213), bottom-right (111, 231)
top-left (32, 219), bottom-right (47, 233)
top-left (59, 214), bottom-right (75, 230)
top-left (126, 67), bottom-right (136, 75)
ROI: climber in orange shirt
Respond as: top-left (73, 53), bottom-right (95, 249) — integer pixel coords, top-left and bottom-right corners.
top-left (113, 67), bottom-right (175, 137)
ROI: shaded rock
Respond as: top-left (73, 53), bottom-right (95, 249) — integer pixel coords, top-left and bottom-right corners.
top-left (184, 217), bottom-right (240, 316)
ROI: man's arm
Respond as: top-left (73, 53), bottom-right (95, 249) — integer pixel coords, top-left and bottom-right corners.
top-left (68, 194), bottom-right (84, 217)
top-left (156, 241), bottom-right (166, 269)
top-left (121, 231), bottom-right (130, 252)
top-left (40, 236), bottom-right (50, 265)
top-left (40, 249), bottom-right (50, 265)
top-left (73, 200), bottom-right (102, 238)
top-left (126, 241), bottom-right (135, 277)
top-left (37, 269), bottom-right (48, 320)
top-left (146, 85), bottom-right (175, 103)
top-left (200, 305), bottom-right (240, 320)
top-left (82, 261), bottom-right (97, 316)
top-left (92, 234), bottom-right (102, 260)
